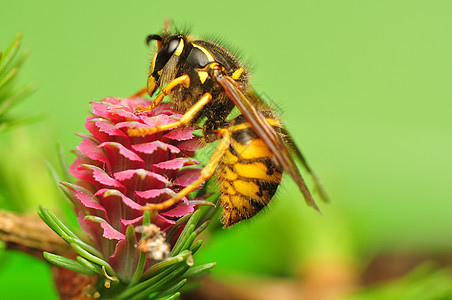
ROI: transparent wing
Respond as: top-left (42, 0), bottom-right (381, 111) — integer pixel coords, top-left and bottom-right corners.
top-left (281, 128), bottom-right (329, 203)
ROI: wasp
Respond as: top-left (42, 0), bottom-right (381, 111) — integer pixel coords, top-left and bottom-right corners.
top-left (129, 25), bottom-right (327, 227)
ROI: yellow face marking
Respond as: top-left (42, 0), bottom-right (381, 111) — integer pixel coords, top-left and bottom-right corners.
top-left (232, 139), bottom-right (273, 160)
top-left (198, 71), bottom-right (209, 84)
top-left (147, 75), bottom-right (157, 95)
top-left (222, 150), bottom-right (239, 164)
top-left (192, 43), bottom-right (215, 62)
top-left (174, 39), bottom-right (184, 56)
top-left (233, 180), bottom-right (260, 200)
top-left (234, 162), bottom-right (282, 182)
top-left (232, 67), bottom-right (244, 80)
top-left (149, 53), bottom-right (157, 74)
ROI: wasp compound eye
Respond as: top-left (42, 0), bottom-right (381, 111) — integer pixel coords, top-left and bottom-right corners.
top-left (166, 36), bottom-right (180, 54)
top-left (154, 37), bottom-right (181, 73)
top-left (146, 34), bottom-right (163, 45)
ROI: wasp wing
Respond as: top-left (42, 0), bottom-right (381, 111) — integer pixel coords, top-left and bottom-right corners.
top-left (215, 73), bottom-right (320, 212)
top-left (280, 128), bottom-right (329, 202)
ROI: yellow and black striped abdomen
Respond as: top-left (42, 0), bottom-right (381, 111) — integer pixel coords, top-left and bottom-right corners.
top-left (218, 121), bottom-right (283, 227)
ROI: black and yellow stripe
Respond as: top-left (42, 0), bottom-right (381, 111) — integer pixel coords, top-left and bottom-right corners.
top-left (218, 118), bottom-right (282, 227)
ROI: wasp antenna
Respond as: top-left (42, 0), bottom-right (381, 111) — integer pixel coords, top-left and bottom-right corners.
top-left (146, 34), bottom-right (163, 45)
top-left (163, 18), bottom-right (171, 34)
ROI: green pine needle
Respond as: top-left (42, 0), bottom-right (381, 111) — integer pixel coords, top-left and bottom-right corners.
top-left (70, 243), bottom-right (117, 278)
top-left (180, 231), bottom-right (197, 254)
top-left (0, 32), bottom-right (22, 71)
top-left (171, 210), bottom-right (202, 256)
top-left (143, 251), bottom-right (193, 280)
top-left (161, 293), bottom-right (180, 300)
top-left (183, 263), bottom-right (217, 280)
top-left (38, 205), bottom-right (77, 239)
top-left (60, 236), bottom-right (104, 259)
top-left (116, 264), bottom-right (184, 300)
top-left (38, 205), bottom-right (115, 276)
top-left (193, 220), bottom-right (210, 236)
top-left (150, 279), bottom-right (187, 300)
top-left (57, 142), bottom-right (71, 182)
top-left (189, 240), bottom-right (203, 254)
top-left (76, 256), bottom-right (104, 275)
top-left (128, 264), bottom-right (189, 300)
top-left (165, 213), bottom-right (193, 241)
top-left (0, 32), bottom-right (37, 132)
top-left (43, 252), bottom-right (95, 276)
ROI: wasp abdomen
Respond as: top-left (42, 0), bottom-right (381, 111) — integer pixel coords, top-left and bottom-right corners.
top-left (218, 121), bottom-right (283, 227)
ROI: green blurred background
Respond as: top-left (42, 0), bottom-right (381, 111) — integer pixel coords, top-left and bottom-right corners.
top-left (1, 0), bottom-right (452, 298)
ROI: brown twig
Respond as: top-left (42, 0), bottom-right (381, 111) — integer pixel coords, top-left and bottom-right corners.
top-left (0, 209), bottom-right (71, 259)
top-left (0, 209), bottom-right (98, 299)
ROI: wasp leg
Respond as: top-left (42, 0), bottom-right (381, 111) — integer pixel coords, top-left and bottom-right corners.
top-left (135, 74), bottom-right (190, 113)
top-left (129, 92), bottom-right (212, 136)
top-left (142, 128), bottom-right (231, 211)
top-left (129, 87), bottom-right (147, 98)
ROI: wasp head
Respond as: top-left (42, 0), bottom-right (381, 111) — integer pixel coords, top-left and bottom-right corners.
top-left (146, 34), bottom-right (185, 96)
